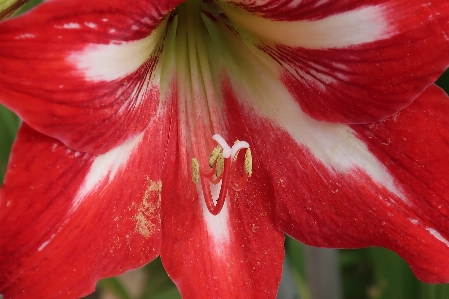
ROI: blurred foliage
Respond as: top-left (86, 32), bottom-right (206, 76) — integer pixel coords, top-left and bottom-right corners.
top-left (340, 248), bottom-right (374, 299)
top-left (285, 236), bottom-right (310, 299)
top-left (0, 104), bottom-right (19, 182)
top-left (437, 70), bottom-right (449, 92)
top-left (1, 0), bottom-right (449, 297)
top-left (15, 0), bottom-right (43, 15)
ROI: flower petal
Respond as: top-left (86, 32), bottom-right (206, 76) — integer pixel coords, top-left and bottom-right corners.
top-left (155, 17), bottom-right (285, 295)
top-left (160, 127), bottom-right (284, 299)
top-left (248, 84), bottom-right (449, 282)
top-left (0, 0), bottom-right (181, 153)
top-left (204, 19), bottom-right (449, 280)
top-left (220, 0), bottom-right (449, 123)
top-left (0, 103), bottom-right (174, 298)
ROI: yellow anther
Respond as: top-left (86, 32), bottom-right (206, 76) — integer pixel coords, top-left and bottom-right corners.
top-left (244, 148), bottom-right (252, 177)
top-left (209, 146), bottom-right (223, 168)
top-left (232, 140), bottom-right (241, 162)
top-left (215, 155), bottom-right (225, 177)
top-left (192, 158), bottom-right (200, 183)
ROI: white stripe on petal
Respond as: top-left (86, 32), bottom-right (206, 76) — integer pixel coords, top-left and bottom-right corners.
top-left (55, 23), bottom-right (81, 29)
top-left (276, 103), bottom-right (404, 200)
top-left (226, 44), bottom-right (405, 201)
top-left (426, 228), bottom-right (449, 248)
top-left (222, 4), bottom-right (391, 49)
top-left (200, 182), bottom-right (230, 256)
top-left (69, 21), bottom-right (166, 82)
top-left (37, 233), bottom-right (56, 252)
top-left (71, 135), bottom-right (142, 211)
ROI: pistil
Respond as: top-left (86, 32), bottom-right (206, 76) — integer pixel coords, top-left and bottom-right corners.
top-left (192, 134), bottom-right (252, 215)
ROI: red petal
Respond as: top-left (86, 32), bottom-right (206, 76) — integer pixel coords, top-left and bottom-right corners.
top-left (222, 0), bottom-right (449, 123)
top-left (237, 84), bottom-right (449, 282)
top-left (212, 19), bottom-right (449, 280)
top-left (201, 20), bottom-right (449, 282)
top-left (159, 102), bottom-right (284, 299)
top-left (0, 0), bottom-right (182, 153)
top-left (0, 104), bottom-right (174, 298)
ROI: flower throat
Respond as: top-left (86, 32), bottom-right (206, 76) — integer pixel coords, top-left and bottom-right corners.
top-left (167, 1), bottom-right (252, 215)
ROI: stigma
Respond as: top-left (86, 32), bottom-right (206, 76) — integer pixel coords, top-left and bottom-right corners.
top-left (192, 134), bottom-right (252, 215)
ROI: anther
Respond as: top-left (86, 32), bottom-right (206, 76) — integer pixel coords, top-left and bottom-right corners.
top-left (209, 146), bottom-right (222, 167)
top-left (215, 154), bottom-right (225, 177)
top-left (244, 148), bottom-right (252, 177)
top-left (192, 158), bottom-right (200, 184)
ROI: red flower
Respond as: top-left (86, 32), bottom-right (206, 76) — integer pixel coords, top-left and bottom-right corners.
top-left (1, 0), bottom-right (449, 298)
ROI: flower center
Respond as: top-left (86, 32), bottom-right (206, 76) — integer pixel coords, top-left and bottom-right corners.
top-left (164, 1), bottom-right (251, 215)
top-left (192, 134), bottom-right (252, 215)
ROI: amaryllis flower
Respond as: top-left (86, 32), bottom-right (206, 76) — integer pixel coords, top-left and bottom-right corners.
top-left (1, 0), bottom-right (449, 298)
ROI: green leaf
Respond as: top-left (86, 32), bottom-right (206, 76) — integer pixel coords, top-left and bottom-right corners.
top-left (15, 0), bottom-right (43, 15)
top-left (0, 104), bottom-right (20, 182)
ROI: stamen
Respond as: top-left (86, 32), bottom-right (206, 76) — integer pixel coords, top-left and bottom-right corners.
top-left (231, 141), bottom-right (249, 159)
top-left (230, 144), bottom-right (252, 191)
top-left (212, 134), bottom-right (231, 158)
top-left (215, 154), bottom-right (225, 177)
top-left (192, 158), bottom-right (200, 184)
top-left (244, 148), bottom-right (252, 177)
top-left (209, 145), bottom-right (223, 167)
top-left (192, 134), bottom-right (252, 215)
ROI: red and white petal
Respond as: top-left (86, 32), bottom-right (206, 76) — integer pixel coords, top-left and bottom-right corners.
top-left (0, 0), bottom-right (28, 20)
top-left (0, 100), bottom-right (175, 298)
top-left (0, 0), bottom-right (181, 153)
top-left (239, 83), bottom-right (449, 282)
top-left (220, 0), bottom-right (449, 123)
top-left (155, 14), bottom-right (284, 297)
top-left (160, 125), bottom-right (284, 299)
top-left (209, 20), bottom-right (449, 281)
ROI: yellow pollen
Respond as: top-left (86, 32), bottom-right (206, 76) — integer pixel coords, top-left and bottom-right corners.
top-left (215, 154), bottom-right (225, 177)
top-left (232, 140), bottom-right (240, 162)
top-left (192, 158), bottom-right (200, 183)
top-left (244, 148), bottom-right (252, 177)
top-left (209, 146), bottom-right (223, 168)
